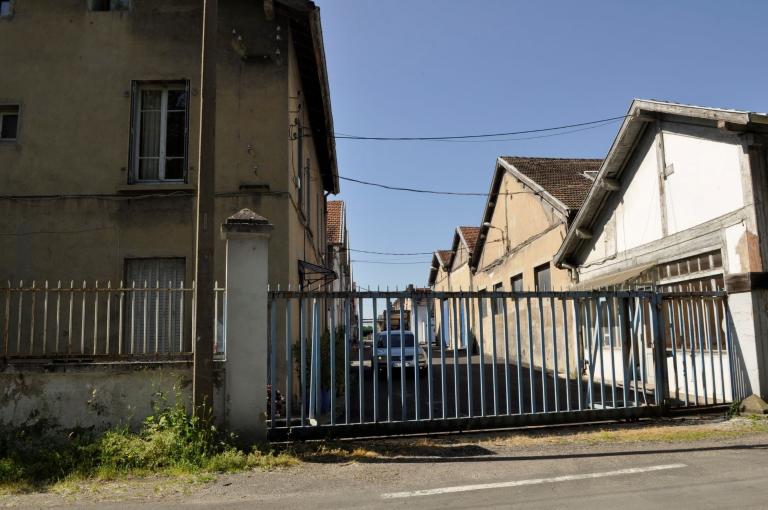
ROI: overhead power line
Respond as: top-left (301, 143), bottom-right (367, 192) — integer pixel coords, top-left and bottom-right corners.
top-left (333, 115), bottom-right (627, 141)
top-left (347, 248), bottom-right (435, 256)
top-left (339, 176), bottom-right (538, 197)
top-left (351, 259), bottom-right (430, 265)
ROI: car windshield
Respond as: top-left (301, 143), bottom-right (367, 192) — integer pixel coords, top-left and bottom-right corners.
top-left (376, 332), bottom-right (415, 348)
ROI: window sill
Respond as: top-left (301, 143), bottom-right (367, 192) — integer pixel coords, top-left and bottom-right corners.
top-left (117, 183), bottom-right (196, 195)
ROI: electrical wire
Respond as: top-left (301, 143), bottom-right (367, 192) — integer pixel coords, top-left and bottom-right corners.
top-left (339, 175), bottom-right (538, 197)
top-left (332, 115), bottom-right (627, 141)
top-left (351, 259), bottom-right (430, 265)
top-left (346, 248), bottom-right (435, 256)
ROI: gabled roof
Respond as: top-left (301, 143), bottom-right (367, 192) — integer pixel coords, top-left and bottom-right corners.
top-left (500, 157), bottom-right (601, 210)
top-left (447, 226), bottom-right (481, 270)
top-left (326, 200), bottom-right (345, 245)
top-left (554, 99), bottom-right (768, 268)
top-left (470, 156), bottom-right (600, 272)
top-left (428, 250), bottom-right (452, 286)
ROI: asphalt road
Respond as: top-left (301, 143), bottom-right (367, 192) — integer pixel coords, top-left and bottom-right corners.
top-left (17, 427), bottom-right (768, 509)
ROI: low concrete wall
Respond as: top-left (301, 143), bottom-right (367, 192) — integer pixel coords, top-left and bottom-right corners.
top-left (0, 361), bottom-right (225, 431)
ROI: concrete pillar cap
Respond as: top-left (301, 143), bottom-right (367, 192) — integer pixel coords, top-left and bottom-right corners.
top-left (221, 208), bottom-right (274, 238)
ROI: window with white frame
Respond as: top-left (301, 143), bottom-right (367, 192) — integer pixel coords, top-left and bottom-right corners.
top-left (0, 0), bottom-right (13, 17)
top-left (0, 105), bottom-right (19, 141)
top-left (131, 82), bottom-right (188, 183)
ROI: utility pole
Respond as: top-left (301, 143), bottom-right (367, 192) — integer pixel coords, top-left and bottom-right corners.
top-left (193, 0), bottom-right (217, 416)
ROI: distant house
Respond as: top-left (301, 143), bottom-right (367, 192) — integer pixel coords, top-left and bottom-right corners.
top-left (429, 227), bottom-right (480, 347)
top-left (326, 200), bottom-right (353, 326)
top-left (554, 99), bottom-right (768, 400)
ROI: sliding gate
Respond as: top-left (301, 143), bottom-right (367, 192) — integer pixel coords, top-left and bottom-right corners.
top-left (266, 290), bottom-right (739, 440)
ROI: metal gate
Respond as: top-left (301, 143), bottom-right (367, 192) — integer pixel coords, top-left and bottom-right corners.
top-left (266, 289), bottom-right (740, 440)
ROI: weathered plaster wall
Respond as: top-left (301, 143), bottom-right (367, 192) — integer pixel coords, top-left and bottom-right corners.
top-left (0, 362), bottom-right (225, 431)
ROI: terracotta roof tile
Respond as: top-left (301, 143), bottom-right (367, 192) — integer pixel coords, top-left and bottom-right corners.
top-left (326, 200), bottom-right (344, 245)
top-left (458, 226), bottom-right (481, 254)
top-left (436, 250), bottom-right (452, 267)
top-left (501, 156), bottom-right (601, 209)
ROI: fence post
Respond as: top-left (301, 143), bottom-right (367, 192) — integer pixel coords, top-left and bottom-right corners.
top-left (650, 293), bottom-right (669, 408)
top-left (220, 209), bottom-right (273, 443)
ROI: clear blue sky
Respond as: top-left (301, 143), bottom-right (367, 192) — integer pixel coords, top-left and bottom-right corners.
top-left (318, 0), bottom-right (768, 290)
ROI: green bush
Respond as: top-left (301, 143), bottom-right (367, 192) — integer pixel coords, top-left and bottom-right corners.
top-left (0, 393), bottom-right (294, 491)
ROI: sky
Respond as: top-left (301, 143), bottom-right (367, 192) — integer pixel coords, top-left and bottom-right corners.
top-left (317, 0), bottom-right (768, 290)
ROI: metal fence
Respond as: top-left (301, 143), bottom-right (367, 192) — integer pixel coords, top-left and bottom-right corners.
top-left (266, 289), bottom-right (740, 440)
top-left (1, 281), bottom-right (226, 360)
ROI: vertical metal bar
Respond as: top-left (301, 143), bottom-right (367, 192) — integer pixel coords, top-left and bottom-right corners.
top-left (386, 298), bottom-right (393, 422)
top-left (666, 299), bottom-right (679, 405)
top-left (359, 296), bottom-right (365, 423)
top-left (269, 297), bottom-right (277, 429)
top-left (425, 296), bottom-right (434, 420)
top-left (165, 281), bottom-right (172, 354)
top-left (93, 281), bottom-right (99, 355)
top-left (300, 297), bottom-right (306, 427)
top-left (371, 298), bottom-right (379, 423)
top-left (106, 282), bottom-right (112, 355)
top-left (573, 299), bottom-right (583, 411)
top-left (80, 281), bottom-right (87, 355)
top-left (451, 297), bottom-right (460, 418)
top-left (142, 280), bottom-right (148, 354)
top-left (213, 283), bottom-right (219, 353)
top-left (42, 281), bottom-right (49, 355)
top-left (526, 297), bottom-right (536, 413)
top-left (438, 297), bottom-right (447, 419)
top-left (686, 299), bottom-right (699, 405)
top-left (550, 296), bottom-right (559, 412)
top-left (69, 281), bottom-right (75, 355)
top-left (607, 296), bottom-right (617, 408)
top-left (502, 295), bottom-right (511, 415)
top-left (562, 298), bottom-right (571, 412)
top-left (398, 297), bottom-right (405, 420)
top-left (413, 295), bottom-right (421, 421)
top-left (618, 298), bottom-right (630, 408)
top-left (29, 281), bottom-right (36, 355)
top-left (514, 296), bottom-right (523, 414)
top-left (677, 298), bottom-right (689, 406)
top-left (584, 299), bottom-right (595, 409)
top-left (344, 297), bottom-right (351, 424)
top-left (595, 296), bottom-right (606, 409)
top-left (537, 296), bottom-right (547, 413)
top-left (694, 298), bottom-right (708, 405)
top-left (285, 297), bottom-right (293, 430)
top-left (154, 281), bottom-right (160, 354)
top-left (177, 282), bottom-right (183, 354)
top-left (724, 299), bottom-right (736, 402)
top-left (371, 297), bottom-right (378, 422)
top-left (489, 295), bottom-right (499, 416)
top-left (477, 296), bottom-right (486, 417)
top-left (639, 298), bottom-right (649, 403)
top-left (329, 297), bottom-right (336, 426)
top-left (703, 298), bottom-right (716, 404)
top-left (713, 298), bottom-right (726, 403)
top-left (629, 299), bottom-right (640, 407)
top-left (55, 281), bottom-right (61, 354)
top-left (16, 280), bottom-right (23, 354)
top-left (650, 293), bottom-right (667, 407)
top-left (464, 296), bottom-right (473, 418)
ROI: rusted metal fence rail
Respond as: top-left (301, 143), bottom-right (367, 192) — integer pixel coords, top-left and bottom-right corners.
top-left (1, 281), bottom-right (226, 361)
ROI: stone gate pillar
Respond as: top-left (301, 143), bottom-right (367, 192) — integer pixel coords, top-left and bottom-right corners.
top-left (221, 208), bottom-right (273, 443)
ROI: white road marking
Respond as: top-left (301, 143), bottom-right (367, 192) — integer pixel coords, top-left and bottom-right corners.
top-left (381, 463), bottom-right (687, 499)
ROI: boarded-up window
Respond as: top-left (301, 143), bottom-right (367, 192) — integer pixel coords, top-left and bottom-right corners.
top-left (124, 258), bottom-right (185, 354)
top-left (534, 263), bottom-right (551, 291)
